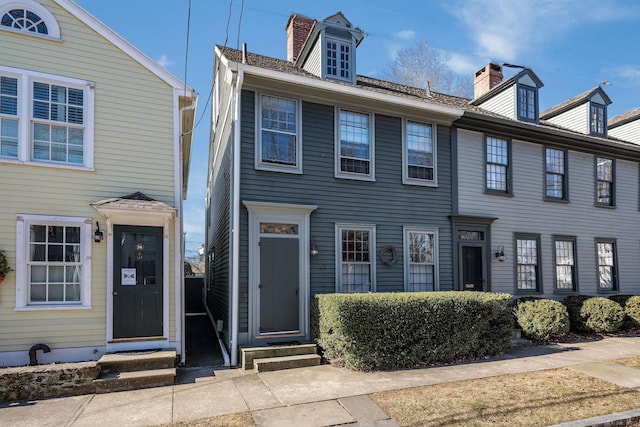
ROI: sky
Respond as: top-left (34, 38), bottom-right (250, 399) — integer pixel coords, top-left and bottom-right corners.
top-left (73, 0), bottom-right (640, 260)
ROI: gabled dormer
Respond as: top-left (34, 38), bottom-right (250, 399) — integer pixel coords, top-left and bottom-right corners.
top-left (540, 86), bottom-right (612, 137)
top-left (286, 12), bottom-right (364, 84)
top-left (471, 63), bottom-right (544, 123)
top-left (608, 108), bottom-right (640, 144)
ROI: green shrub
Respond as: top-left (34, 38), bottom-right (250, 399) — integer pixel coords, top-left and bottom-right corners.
top-left (609, 295), bottom-right (637, 329)
top-left (313, 291), bottom-right (512, 371)
top-left (623, 296), bottom-right (640, 329)
top-left (564, 295), bottom-right (593, 332)
top-left (580, 297), bottom-right (625, 333)
top-left (514, 299), bottom-right (569, 342)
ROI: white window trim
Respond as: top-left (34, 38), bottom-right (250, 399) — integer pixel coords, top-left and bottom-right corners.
top-left (403, 226), bottom-right (439, 291)
top-left (335, 108), bottom-right (375, 181)
top-left (322, 34), bottom-right (355, 83)
top-left (335, 223), bottom-right (376, 293)
top-left (402, 119), bottom-right (437, 187)
top-left (0, 64), bottom-right (94, 170)
top-left (0, 0), bottom-right (61, 40)
top-left (15, 214), bottom-right (93, 310)
top-left (254, 93), bottom-right (302, 174)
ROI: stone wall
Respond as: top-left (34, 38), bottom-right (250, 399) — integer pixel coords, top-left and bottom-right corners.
top-left (0, 362), bottom-right (99, 402)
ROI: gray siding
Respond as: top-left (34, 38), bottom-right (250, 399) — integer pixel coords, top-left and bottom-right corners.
top-left (478, 85), bottom-right (515, 119)
top-left (457, 128), bottom-right (640, 297)
top-left (238, 91), bottom-right (455, 331)
top-left (610, 120), bottom-right (640, 145)
top-left (546, 103), bottom-right (589, 134)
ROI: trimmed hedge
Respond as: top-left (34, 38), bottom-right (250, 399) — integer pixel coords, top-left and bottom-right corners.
top-left (625, 296), bottom-right (640, 328)
top-left (313, 292), bottom-right (512, 371)
top-left (514, 299), bottom-right (570, 342)
top-left (564, 295), bottom-right (593, 332)
top-left (580, 297), bottom-right (625, 333)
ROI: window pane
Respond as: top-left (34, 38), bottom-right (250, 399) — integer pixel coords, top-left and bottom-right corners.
top-left (340, 110), bottom-right (370, 174)
top-left (555, 240), bottom-right (575, 290)
top-left (597, 242), bottom-right (615, 290)
top-left (0, 118), bottom-right (18, 157)
top-left (407, 121), bottom-right (434, 181)
top-left (31, 265), bottom-right (46, 282)
top-left (516, 238), bottom-right (538, 290)
top-left (260, 96), bottom-right (296, 167)
top-left (340, 228), bottom-right (372, 292)
top-left (30, 283), bottom-right (46, 301)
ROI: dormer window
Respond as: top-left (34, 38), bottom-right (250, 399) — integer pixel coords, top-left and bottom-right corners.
top-left (0, 0), bottom-right (61, 39)
top-left (590, 103), bottom-right (606, 136)
top-left (326, 37), bottom-right (351, 81)
top-left (517, 84), bottom-right (537, 122)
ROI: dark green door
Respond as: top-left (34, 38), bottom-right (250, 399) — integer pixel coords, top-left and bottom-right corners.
top-left (113, 225), bottom-right (163, 339)
top-left (259, 237), bottom-right (299, 334)
top-left (462, 245), bottom-right (484, 291)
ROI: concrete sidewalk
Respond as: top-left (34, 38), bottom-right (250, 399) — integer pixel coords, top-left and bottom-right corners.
top-left (2, 336), bottom-right (640, 427)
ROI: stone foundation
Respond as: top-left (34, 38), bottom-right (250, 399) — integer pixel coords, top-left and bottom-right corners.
top-left (0, 362), bottom-right (99, 402)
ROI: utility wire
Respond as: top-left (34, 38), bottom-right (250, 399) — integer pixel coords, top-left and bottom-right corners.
top-left (183, 0), bottom-right (192, 98)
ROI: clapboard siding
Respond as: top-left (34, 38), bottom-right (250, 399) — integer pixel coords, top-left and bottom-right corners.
top-left (610, 120), bottom-right (640, 145)
top-left (0, 0), bottom-right (180, 357)
top-left (546, 103), bottom-right (589, 134)
top-left (457, 128), bottom-right (640, 296)
top-left (478, 86), bottom-right (515, 119)
top-left (302, 38), bottom-right (322, 77)
top-left (238, 90), bottom-right (454, 329)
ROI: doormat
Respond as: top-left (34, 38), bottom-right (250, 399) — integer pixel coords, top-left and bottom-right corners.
top-left (267, 341), bottom-right (302, 346)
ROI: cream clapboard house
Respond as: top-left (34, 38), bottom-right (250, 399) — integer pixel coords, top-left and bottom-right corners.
top-left (0, 0), bottom-right (196, 366)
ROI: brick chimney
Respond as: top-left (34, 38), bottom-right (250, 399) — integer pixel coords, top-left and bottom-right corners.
top-left (474, 63), bottom-right (503, 99)
top-left (286, 14), bottom-right (315, 62)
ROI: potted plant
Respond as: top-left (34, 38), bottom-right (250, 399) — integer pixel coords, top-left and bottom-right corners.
top-left (0, 249), bottom-right (13, 283)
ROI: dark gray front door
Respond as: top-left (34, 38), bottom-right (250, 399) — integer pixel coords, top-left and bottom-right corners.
top-left (113, 225), bottom-right (163, 339)
top-left (259, 237), bottom-right (299, 334)
top-left (462, 246), bottom-right (484, 291)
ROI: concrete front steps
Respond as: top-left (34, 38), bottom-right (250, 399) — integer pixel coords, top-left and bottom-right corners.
top-left (93, 349), bottom-right (177, 393)
top-left (241, 343), bottom-right (321, 373)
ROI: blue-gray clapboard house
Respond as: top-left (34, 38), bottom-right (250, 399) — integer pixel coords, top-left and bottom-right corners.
top-left (206, 12), bottom-right (470, 365)
top-left (206, 12), bottom-right (640, 366)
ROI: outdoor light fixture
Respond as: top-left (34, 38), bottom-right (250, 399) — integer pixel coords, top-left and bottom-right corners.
top-left (310, 241), bottom-right (319, 256)
top-left (94, 221), bottom-right (104, 242)
top-left (495, 246), bottom-right (505, 262)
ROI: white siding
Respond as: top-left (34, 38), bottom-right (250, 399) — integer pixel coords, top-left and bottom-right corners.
top-left (546, 103), bottom-right (589, 134)
top-left (477, 85), bottom-right (516, 119)
top-left (609, 120), bottom-right (640, 145)
top-left (457, 128), bottom-right (640, 297)
top-left (302, 38), bottom-right (322, 78)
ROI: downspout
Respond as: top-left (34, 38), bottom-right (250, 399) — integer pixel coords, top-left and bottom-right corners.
top-left (231, 68), bottom-right (244, 367)
top-left (178, 101), bottom-right (196, 365)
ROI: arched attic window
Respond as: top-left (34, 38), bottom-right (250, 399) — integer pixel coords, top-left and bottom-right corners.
top-left (0, 0), bottom-right (61, 39)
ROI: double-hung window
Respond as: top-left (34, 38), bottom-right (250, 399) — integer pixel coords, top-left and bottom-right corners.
top-left (326, 38), bottom-right (351, 81)
top-left (545, 148), bottom-right (567, 200)
top-left (517, 85), bottom-right (537, 122)
top-left (554, 236), bottom-right (577, 292)
top-left (486, 136), bottom-right (510, 193)
top-left (596, 156), bottom-right (614, 206)
top-left (590, 103), bottom-right (606, 136)
top-left (515, 234), bottom-right (541, 293)
top-left (404, 227), bottom-right (438, 291)
top-left (404, 121), bottom-right (436, 185)
top-left (336, 109), bottom-right (374, 180)
top-left (0, 65), bottom-right (94, 168)
top-left (596, 240), bottom-right (617, 291)
top-left (256, 94), bottom-right (301, 173)
top-left (15, 215), bottom-right (92, 309)
top-left (336, 224), bottom-right (375, 293)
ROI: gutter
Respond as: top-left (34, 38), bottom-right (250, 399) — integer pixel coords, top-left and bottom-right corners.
top-left (231, 68), bottom-right (244, 367)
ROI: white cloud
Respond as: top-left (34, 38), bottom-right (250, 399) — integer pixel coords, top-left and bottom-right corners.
top-left (446, 0), bottom-right (639, 64)
top-left (447, 52), bottom-right (479, 76)
top-left (609, 65), bottom-right (640, 86)
top-left (156, 54), bottom-right (174, 67)
top-left (395, 30), bottom-right (415, 40)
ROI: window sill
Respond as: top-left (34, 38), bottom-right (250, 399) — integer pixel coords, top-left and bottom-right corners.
top-left (544, 198), bottom-right (570, 204)
top-left (255, 164), bottom-right (303, 174)
top-left (484, 190), bottom-right (514, 198)
top-left (514, 290), bottom-right (542, 295)
top-left (595, 204), bottom-right (616, 209)
top-left (403, 179), bottom-right (438, 187)
top-left (335, 174), bottom-right (376, 182)
top-left (0, 158), bottom-right (95, 172)
top-left (14, 305), bottom-right (92, 312)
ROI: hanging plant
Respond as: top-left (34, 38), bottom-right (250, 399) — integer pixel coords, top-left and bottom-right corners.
top-left (0, 249), bottom-right (13, 283)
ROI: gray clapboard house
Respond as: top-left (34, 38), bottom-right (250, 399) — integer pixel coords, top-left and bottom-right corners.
top-left (453, 63), bottom-right (640, 298)
top-left (206, 12), bottom-right (472, 365)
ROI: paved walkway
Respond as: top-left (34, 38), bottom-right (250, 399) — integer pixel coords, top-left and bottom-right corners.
top-left (2, 336), bottom-right (640, 426)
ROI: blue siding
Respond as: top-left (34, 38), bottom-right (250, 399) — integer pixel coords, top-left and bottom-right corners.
top-left (239, 90), bottom-right (454, 331)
